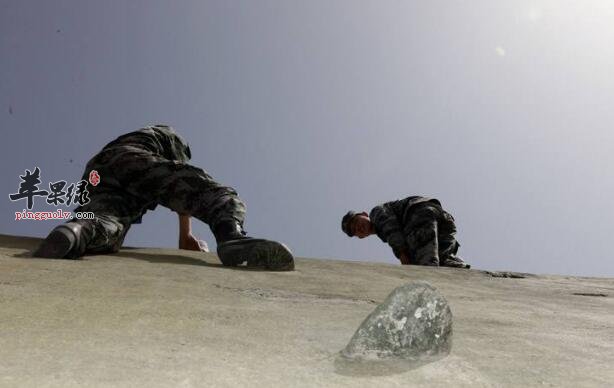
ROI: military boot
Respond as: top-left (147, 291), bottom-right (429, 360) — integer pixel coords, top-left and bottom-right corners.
top-left (33, 222), bottom-right (87, 260)
top-left (213, 220), bottom-right (295, 271)
top-left (440, 255), bottom-right (471, 269)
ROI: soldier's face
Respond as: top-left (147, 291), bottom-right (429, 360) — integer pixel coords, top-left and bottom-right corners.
top-left (351, 214), bottom-right (372, 239)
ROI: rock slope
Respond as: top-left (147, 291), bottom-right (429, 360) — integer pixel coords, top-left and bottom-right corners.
top-left (0, 234), bottom-right (612, 387)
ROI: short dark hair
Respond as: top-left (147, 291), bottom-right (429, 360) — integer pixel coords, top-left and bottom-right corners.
top-left (341, 211), bottom-right (358, 237)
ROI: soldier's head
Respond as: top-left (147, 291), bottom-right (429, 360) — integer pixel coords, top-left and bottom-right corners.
top-left (341, 211), bottom-right (374, 239)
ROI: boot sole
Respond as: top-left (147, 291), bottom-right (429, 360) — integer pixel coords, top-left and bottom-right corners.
top-left (217, 239), bottom-right (295, 271)
top-left (441, 257), bottom-right (471, 269)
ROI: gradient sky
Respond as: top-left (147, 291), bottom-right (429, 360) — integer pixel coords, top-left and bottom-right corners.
top-left (2, 1), bottom-right (613, 277)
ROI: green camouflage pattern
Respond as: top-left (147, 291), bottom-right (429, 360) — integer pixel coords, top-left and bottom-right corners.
top-left (70, 125), bottom-right (246, 254)
top-left (370, 196), bottom-right (465, 267)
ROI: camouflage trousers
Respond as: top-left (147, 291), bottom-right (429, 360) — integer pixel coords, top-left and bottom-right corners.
top-left (71, 146), bottom-right (246, 254)
top-left (403, 203), bottom-right (460, 266)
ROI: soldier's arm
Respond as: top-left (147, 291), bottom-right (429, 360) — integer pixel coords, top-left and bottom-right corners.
top-left (370, 205), bottom-right (408, 260)
top-left (178, 213), bottom-right (192, 239)
top-left (178, 213), bottom-right (208, 252)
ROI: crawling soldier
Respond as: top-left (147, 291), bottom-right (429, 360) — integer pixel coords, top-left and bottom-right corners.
top-left (341, 196), bottom-right (470, 268)
top-left (33, 125), bottom-right (294, 271)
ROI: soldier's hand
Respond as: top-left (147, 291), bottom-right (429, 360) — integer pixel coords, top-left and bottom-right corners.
top-left (179, 234), bottom-right (209, 252)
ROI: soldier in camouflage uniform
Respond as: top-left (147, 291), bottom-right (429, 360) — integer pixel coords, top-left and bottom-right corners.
top-left (341, 196), bottom-right (470, 268)
top-left (33, 125), bottom-right (294, 271)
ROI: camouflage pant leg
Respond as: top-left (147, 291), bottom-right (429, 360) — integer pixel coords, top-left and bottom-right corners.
top-left (404, 204), bottom-right (440, 266)
top-left (438, 210), bottom-right (460, 260)
top-left (72, 191), bottom-right (141, 254)
top-left (72, 214), bottom-right (131, 254)
top-left (104, 148), bottom-right (247, 229)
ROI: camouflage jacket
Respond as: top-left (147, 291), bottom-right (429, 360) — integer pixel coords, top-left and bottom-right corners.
top-left (83, 125), bottom-right (192, 223)
top-left (101, 125), bottom-right (191, 163)
top-left (369, 196), bottom-right (441, 258)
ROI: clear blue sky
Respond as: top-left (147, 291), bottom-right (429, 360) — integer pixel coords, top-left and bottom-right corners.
top-left (2, 1), bottom-right (613, 276)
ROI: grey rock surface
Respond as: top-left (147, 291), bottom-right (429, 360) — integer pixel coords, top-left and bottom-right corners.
top-left (1, 234), bottom-right (614, 387)
top-left (342, 281), bottom-right (452, 361)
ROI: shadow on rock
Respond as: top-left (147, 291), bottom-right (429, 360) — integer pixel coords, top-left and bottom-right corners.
top-left (11, 251), bottom-right (37, 259)
top-left (334, 352), bottom-right (449, 377)
top-left (115, 251), bottom-right (274, 271)
top-left (114, 251), bottom-right (222, 267)
top-left (10, 246), bottom-right (289, 272)
top-left (0, 234), bottom-right (42, 250)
